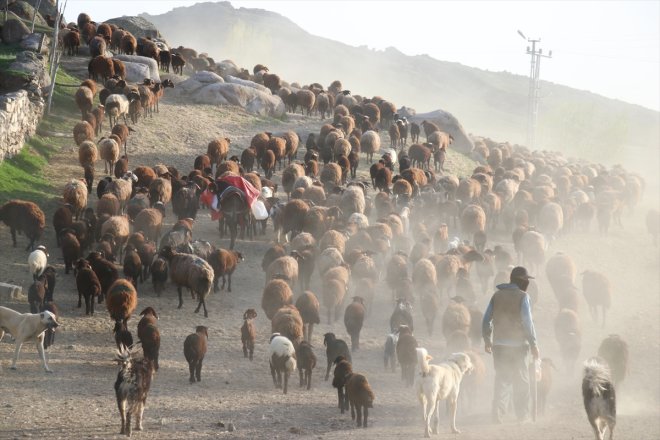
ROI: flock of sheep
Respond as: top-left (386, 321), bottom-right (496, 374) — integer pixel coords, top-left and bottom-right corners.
top-left (0, 10), bottom-right (659, 439)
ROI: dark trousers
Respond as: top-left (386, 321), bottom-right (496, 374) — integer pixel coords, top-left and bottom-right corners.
top-left (492, 345), bottom-right (530, 422)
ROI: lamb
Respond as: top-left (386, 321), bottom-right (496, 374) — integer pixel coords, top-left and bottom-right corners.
top-left (581, 270), bottom-right (612, 327)
top-left (240, 309), bottom-right (257, 361)
top-left (295, 340), bottom-right (317, 390)
top-left (554, 308), bottom-right (582, 372)
top-left (182, 325), bottom-right (209, 384)
top-left (295, 291), bottom-right (321, 342)
top-left (74, 121), bottom-right (94, 146)
top-left (159, 246), bottom-right (215, 317)
top-left (60, 229), bottom-right (82, 274)
top-left (597, 334), bottom-right (628, 385)
top-left (28, 273), bottom-right (48, 314)
top-left (272, 305), bottom-right (304, 345)
top-left (346, 372), bottom-right (375, 428)
top-left (396, 325), bottom-right (418, 386)
top-left (114, 345), bottom-right (155, 436)
top-left (269, 333), bottom-right (297, 394)
top-left (344, 297), bottom-right (366, 352)
top-left (207, 248), bottom-right (243, 292)
top-left (323, 332), bottom-right (352, 380)
top-left (75, 258), bottom-right (101, 315)
top-left (266, 255), bottom-right (299, 290)
top-left (261, 279), bottom-right (294, 320)
top-left (1, 200), bottom-right (46, 251)
top-left (538, 357), bottom-right (557, 415)
top-left (136, 307), bottom-right (160, 371)
top-left (99, 137), bottom-right (120, 174)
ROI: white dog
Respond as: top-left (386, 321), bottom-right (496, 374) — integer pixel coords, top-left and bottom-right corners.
top-left (0, 306), bottom-right (59, 372)
top-left (414, 348), bottom-right (473, 437)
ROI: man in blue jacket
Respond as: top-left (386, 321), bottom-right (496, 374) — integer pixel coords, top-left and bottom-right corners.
top-left (482, 266), bottom-right (539, 423)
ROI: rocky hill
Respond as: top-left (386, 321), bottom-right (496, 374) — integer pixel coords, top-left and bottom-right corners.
top-left (141, 1), bottom-right (659, 171)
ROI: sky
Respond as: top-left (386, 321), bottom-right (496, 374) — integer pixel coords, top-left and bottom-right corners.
top-left (65, 0), bottom-right (660, 111)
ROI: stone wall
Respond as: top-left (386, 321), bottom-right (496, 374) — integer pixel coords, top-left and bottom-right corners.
top-left (0, 90), bottom-right (45, 162)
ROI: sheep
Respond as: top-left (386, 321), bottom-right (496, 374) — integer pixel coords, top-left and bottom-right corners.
top-left (240, 309), bottom-right (257, 361)
top-left (183, 325), bottom-right (209, 383)
top-left (149, 176), bottom-right (173, 207)
top-left (597, 334), bottom-right (628, 385)
top-left (296, 89), bottom-right (315, 115)
top-left (460, 204), bottom-right (486, 238)
top-left (554, 308), bottom-right (582, 372)
top-left (113, 345), bottom-right (155, 436)
top-left (324, 332), bottom-right (351, 381)
top-left (538, 202), bottom-right (564, 242)
top-left (63, 28), bottom-right (80, 55)
top-left (133, 205), bottom-right (165, 244)
top-left (28, 273), bottom-right (48, 314)
top-left (75, 80), bottom-right (96, 120)
top-left (581, 270), bottom-right (612, 327)
top-left (282, 163), bottom-right (305, 199)
top-left (269, 333), bottom-right (297, 394)
top-left (344, 297), bottom-right (366, 352)
top-left (519, 230), bottom-right (546, 274)
top-left (262, 244), bottom-right (286, 272)
top-left (99, 137), bottom-right (120, 174)
top-left (101, 215), bottom-right (130, 258)
top-left (292, 340), bottom-right (317, 390)
top-left (272, 305), bottom-right (304, 345)
top-left (538, 357), bottom-right (557, 415)
top-left (383, 328), bottom-right (400, 372)
top-left (441, 299), bottom-right (471, 341)
top-left (295, 290), bottom-right (321, 342)
top-left (207, 138), bottom-right (231, 169)
top-left (58, 229), bottom-right (81, 275)
top-left (1, 200), bottom-right (46, 251)
top-left (316, 246), bottom-right (345, 277)
top-left (88, 56), bottom-right (114, 82)
top-left (261, 279), bottom-right (294, 320)
top-left (159, 246), bottom-right (214, 317)
top-left (396, 325), bottom-right (418, 386)
top-left (123, 244), bottom-right (143, 288)
top-left (266, 255), bottom-right (299, 290)
top-left (360, 130), bottom-right (381, 163)
top-left (73, 120), bottom-right (94, 146)
top-left (150, 257), bottom-right (168, 296)
top-left (322, 277), bottom-right (348, 324)
top-left (206, 248), bottom-right (243, 292)
top-left (105, 94), bottom-right (130, 127)
top-left (89, 35), bottom-right (106, 57)
top-left (390, 299), bottom-right (414, 332)
top-left (74, 258), bottom-right (101, 315)
top-left (344, 372), bottom-right (375, 429)
top-left (26, 245), bottom-right (49, 280)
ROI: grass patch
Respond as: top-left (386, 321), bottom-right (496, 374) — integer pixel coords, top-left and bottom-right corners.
top-left (446, 149), bottom-right (478, 178)
top-left (0, 66), bottom-right (80, 204)
top-left (0, 42), bottom-right (21, 72)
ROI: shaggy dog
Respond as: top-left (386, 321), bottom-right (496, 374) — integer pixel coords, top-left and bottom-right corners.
top-left (414, 348), bottom-right (473, 437)
top-left (0, 306), bottom-right (59, 372)
top-left (582, 357), bottom-right (616, 440)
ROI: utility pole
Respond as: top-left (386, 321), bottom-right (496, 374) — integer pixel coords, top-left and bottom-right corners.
top-left (518, 30), bottom-right (551, 150)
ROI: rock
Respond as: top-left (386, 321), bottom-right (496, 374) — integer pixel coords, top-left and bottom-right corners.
top-left (9, 2), bottom-right (47, 27)
top-left (225, 76), bottom-right (270, 94)
top-left (113, 55), bottom-right (160, 81)
top-left (20, 33), bottom-right (50, 55)
top-left (122, 61), bottom-right (151, 84)
top-left (191, 71), bottom-right (224, 84)
top-left (216, 59), bottom-right (239, 77)
top-left (1, 51), bottom-right (50, 92)
top-left (398, 106), bottom-right (416, 118)
top-left (1, 17), bottom-right (31, 44)
top-left (104, 16), bottom-right (161, 39)
top-left (411, 109), bottom-right (474, 154)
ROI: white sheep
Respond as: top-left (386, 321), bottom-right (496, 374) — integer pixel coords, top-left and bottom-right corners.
top-left (268, 333), bottom-right (297, 394)
top-left (105, 94), bottom-right (130, 127)
top-left (27, 246), bottom-right (49, 280)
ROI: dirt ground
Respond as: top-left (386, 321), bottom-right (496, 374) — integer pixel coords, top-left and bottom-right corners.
top-left (0, 65), bottom-right (658, 440)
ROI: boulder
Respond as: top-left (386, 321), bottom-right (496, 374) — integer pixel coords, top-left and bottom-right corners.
top-left (20, 32), bottom-right (50, 55)
top-left (2, 17), bottom-right (31, 43)
top-left (113, 54), bottom-right (160, 81)
top-left (22, 0), bottom-right (58, 20)
top-left (225, 76), bottom-right (270, 94)
top-left (175, 75), bottom-right (285, 117)
top-left (216, 59), bottom-right (239, 77)
top-left (0, 51), bottom-right (49, 93)
top-left (410, 109), bottom-right (474, 154)
top-left (104, 16), bottom-right (161, 39)
top-left (8, 1), bottom-right (47, 27)
top-left (122, 61), bottom-right (151, 84)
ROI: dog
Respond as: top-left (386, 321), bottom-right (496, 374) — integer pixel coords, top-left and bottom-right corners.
top-left (414, 348), bottom-right (473, 437)
top-left (582, 357), bottom-right (616, 440)
top-left (0, 306), bottom-right (59, 372)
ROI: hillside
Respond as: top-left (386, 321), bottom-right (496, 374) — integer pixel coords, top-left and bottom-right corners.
top-left (141, 1), bottom-right (659, 172)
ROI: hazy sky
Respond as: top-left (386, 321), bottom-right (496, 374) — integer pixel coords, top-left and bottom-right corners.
top-left (65, 0), bottom-right (660, 111)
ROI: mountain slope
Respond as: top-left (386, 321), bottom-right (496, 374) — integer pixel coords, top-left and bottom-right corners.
top-left (142, 1), bottom-right (659, 168)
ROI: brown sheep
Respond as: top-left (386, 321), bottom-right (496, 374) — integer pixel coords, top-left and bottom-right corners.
top-left (74, 121), bottom-right (94, 146)
top-left (296, 89), bottom-right (316, 116)
top-left (554, 308), bottom-right (581, 372)
top-left (282, 163), bottom-right (305, 199)
top-left (272, 305), bottom-right (304, 345)
top-left (295, 291), bottom-right (321, 342)
top-left (346, 373), bottom-right (375, 428)
top-left (344, 297), bottom-right (366, 352)
top-left (581, 270), bottom-right (612, 327)
top-left (320, 163), bottom-right (342, 192)
top-left (266, 256), bottom-right (299, 289)
top-left (597, 334), bottom-right (629, 385)
top-left (159, 246), bottom-right (215, 317)
top-left (261, 150), bottom-right (276, 179)
top-left (88, 55), bottom-right (114, 82)
top-left (0, 200), bottom-right (46, 251)
top-left (273, 199), bottom-right (310, 243)
top-left (99, 137), bottom-right (120, 174)
top-left (241, 309), bottom-right (257, 361)
top-left (262, 244), bottom-right (287, 272)
top-left (89, 36), bottom-right (106, 58)
top-left (207, 138), bottom-right (231, 169)
top-left (323, 278), bottom-right (347, 324)
top-left (106, 278), bottom-right (138, 329)
top-left (296, 340), bottom-right (317, 390)
top-left (184, 325), bottom-right (209, 382)
top-left (63, 179), bottom-right (88, 219)
top-left (112, 59), bottom-right (126, 80)
top-left (149, 176), bottom-right (172, 207)
top-left (267, 136), bottom-right (287, 168)
top-left (120, 33), bottom-right (137, 55)
top-left (460, 204), bottom-right (486, 236)
top-left (96, 193), bottom-right (120, 217)
top-left (75, 80), bottom-right (97, 120)
top-left (100, 215), bottom-right (130, 258)
top-left (208, 249), bottom-right (243, 292)
top-left (262, 279), bottom-right (294, 320)
top-left (75, 258), bottom-right (101, 315)
top-left (63, 29), bottom-right (81, 55)
top-left (441, 299), bottom-right (471, 341)
top-left (78, 140), bottom-right (98, 170)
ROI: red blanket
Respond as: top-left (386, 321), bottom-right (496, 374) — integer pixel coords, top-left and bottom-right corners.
top-left (210, 175), bottom-right (260, 221)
